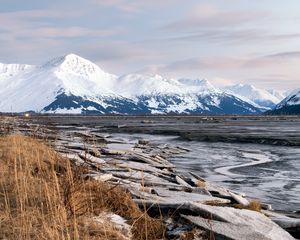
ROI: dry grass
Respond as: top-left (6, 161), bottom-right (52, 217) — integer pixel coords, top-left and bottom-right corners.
top-left (233, 200), bottom-right (262, 212)
top-left (178, 228), bottom-right (204, 240)
top-left (196, 180), bottom-right (206, 188)
top-left (0, 135), bottom-right (164, 240)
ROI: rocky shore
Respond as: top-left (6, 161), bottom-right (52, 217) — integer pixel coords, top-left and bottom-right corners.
top-left (1, 116), bottom-right (299, 239)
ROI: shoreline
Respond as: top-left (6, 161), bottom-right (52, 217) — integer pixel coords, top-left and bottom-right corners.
top-left (1, 115), bottom-right (299, 239)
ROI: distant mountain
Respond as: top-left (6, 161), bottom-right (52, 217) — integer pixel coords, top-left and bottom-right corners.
top-left (0, 54), bottom-right (265, 114)
top-left (267, 89), bottom-right (287, 101)
top-left (268, 89), bottom-right (300, 115)
top-left (0, 54), bottom-right (117, 112)
top-left (0, 63), bottom-right (33, 81)
top-left (223, 84), bottom-right (284, 110)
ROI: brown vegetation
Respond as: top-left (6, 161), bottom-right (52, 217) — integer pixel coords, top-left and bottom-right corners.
top-left (233, 200), bottom-right (262, 212)
top-left (196, 180), bottom-right (206, 188)
top-left (0, 135), bottom-right (164, 240)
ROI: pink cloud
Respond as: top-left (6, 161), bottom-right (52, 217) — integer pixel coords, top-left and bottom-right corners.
top-left (166, 3), bottom-right (269, 30)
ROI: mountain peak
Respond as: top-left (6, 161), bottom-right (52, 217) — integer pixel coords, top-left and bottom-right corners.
top-left (40, 53), bottom-right (109, 78)
top-left (42, 53), bottom-right (92, 66)
top-left (234, 83), bottom-right (255, 90)
top-left (224, 83), bottom-right (282, 109)
top-left (178, 78), bottom-right (215, 89)
top-left (0, 62), bottom-right (34, 80)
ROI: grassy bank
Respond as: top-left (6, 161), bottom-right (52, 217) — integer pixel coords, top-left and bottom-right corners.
top-left (0, 135), bottom-right (164, 240)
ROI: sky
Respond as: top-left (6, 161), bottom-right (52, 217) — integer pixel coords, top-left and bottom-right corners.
top-left (0, 0), bottom-right (300, 91)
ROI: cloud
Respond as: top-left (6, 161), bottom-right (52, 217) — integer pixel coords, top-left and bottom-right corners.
top-left (211, 77), bottom-right (234, 87)
top-left (7, 27), bottom-right (118, 39)
top-left (167, 29), bottom-right (300, 44)
top-left (91, 0), bottom-right (181, 14)
top-left (139, 50), bottom-right (300, 75)
top-left (165, 3), bottom-right (268, 30)
top-left (263, 51), bottom-right (300, 59)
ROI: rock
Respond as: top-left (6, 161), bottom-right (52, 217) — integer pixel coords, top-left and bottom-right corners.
top-left (181, 215), bottom-right (269, 240)
top-left (192, 187), bottom-right (212, 196)
top-left (228, 191), bottom-right (250, 206)
top-left (115, 161), bottom-right (172, 174)
top-left (101, 148), bottom-right (127, 155)
top-left (109, 171), bottom-right (174, 185)
top-left (138, 139), bottom-right (150, 145)
top-left (92, 212), bottom-right (132, 240)
top-left (141, 120), bottom-right (154, 124)
top-left (129, 153), bottom-right (175, 169)
top-left (176, 176), bottom-right (193, 188)
top-left (263, 210), bottom-right (300, 231)
top-left (92, 173), bottom-right (113, 182)
top-left (139, 187), bottom-right (157, 194)
top-left (63, 153), bottom-right (84, 164)
top-left (189, 172), bottom-right (206, 182)
top-left (204, 182), bottom-right (232, 198)
top-left (261, 203), bottom-right (273, 211)
top-left (183, 203), bottom-right (294, 240)
top-left (272, 217), bottom-right (300, 230)
top-left (88, 148), bottom-right (101, 157)
top-left (155, 188), bottom-right (226, 204)
top-left (133, 190), bottom-right (230, 209)
top-left (176, 146), bottom-right (191, 152)
top-left (79, 152), bottom-right (106, 164)
top-left (142, 181), bottom-right (183, 188)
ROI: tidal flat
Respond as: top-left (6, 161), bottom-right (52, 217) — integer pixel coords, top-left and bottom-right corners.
top-left (1, 114), bottom-right (299, 239)
top-left (31, 115), bottom-right (300, 213)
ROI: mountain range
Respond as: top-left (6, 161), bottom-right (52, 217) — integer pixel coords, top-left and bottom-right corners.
top-left (0, 54), bottom-right (296, 115)
top-left (267, 89), bottom-right (300, 115)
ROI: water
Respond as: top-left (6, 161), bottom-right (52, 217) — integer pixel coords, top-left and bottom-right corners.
top-left (169, 140), bottom-right (300, 213)
top-left (109, 133), bottom-right (300, 213)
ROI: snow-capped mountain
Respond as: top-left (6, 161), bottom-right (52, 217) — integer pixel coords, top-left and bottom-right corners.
top-left (0, 63), bottom-right (33, 81)
top-left (0, 54), bottom-right (264, 114)
top-left (268, 89), bottom-right (300, 114)
top-left (114, 75), bottom-right (217, 98)
top-left (0, 54), bottom-right (118, 112)
top-left (223, 84), bottom-right (283, 109)
top-left (267, 89), bottom-right (287, 101)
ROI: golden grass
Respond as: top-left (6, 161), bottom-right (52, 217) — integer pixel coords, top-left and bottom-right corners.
top-left (233, 200), bottom-right (262, 212)
top-left (0, 135), bottom-right (164, 240)
top-left (196, 180), bottom-right (206, 188)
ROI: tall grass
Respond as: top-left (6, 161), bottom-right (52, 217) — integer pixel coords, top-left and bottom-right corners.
top-left (0, 135), bottom-right (164, 240)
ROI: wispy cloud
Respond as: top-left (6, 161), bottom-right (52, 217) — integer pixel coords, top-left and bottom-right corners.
top-left (263, 51), bottom-right (300, 59)
top-left (167, 30), bottom-right (300, 44)
top-left (165, 3), bottom-right (268, 30)
top-left (139, 50), bottom-right (300, 74)
top-left (0, 1), bottom-right (300, 90)
top-left (91, 0), bottom-right (181, 14)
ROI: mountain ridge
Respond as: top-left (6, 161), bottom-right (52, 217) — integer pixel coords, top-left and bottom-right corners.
top-left (223, 84), bottom-right (283, 109)
top-left (267, 89), bottom-right (300, 115)
top-left (0, 54), bottom-right (290, 115)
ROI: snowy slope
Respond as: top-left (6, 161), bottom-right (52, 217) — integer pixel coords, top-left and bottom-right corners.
top-left (267, 89), bottom-right (287, 101)
top-left (0, 54), bottom-right (117, 112)
top-left (224, 84), bottom-right (282, 109)
top-left (0, 54), bottom-right (263, 114)
top-left (0, 63), bottom-right (33, 81)
top-left (276, 89), bottom-right (300, 108)
top-left (268, 89), bottom-right (300, 115)
top-left (114, 74), bottom-right (219, 98)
